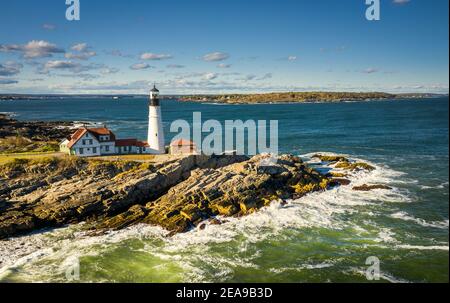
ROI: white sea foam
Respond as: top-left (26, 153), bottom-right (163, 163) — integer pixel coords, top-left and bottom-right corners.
top-left (391, 211), bottom-right (449, 229)
top-left (268, 262), bottom-right (335, 274)
top-left (420, 182), bottom-right (449, 190)
top-left (394, 244), bottom-right (449, 251)
top-left (0, 111), bottom-right (17, 117)
top-left (0, 223), bottom-right (168, 281)
top-left (350, 267), bottom-right (411, 283)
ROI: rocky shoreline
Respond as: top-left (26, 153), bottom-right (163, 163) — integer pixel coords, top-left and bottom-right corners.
top-left (0, 114), bottom-right (74, 153)
top-left (0, 147), bottom-right (387, 240)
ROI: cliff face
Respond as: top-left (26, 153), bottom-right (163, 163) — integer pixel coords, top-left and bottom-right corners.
top-left (1, 153), bottom-right (370, 240)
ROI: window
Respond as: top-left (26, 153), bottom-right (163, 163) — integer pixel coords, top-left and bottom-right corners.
top-left (93, 147), bottom-right (97, 153)
top-left (89, 139), bottom-right (93, 145)
top-left (79, 148), bottom-right (84, 155)
top-left (105, 146), bottom-right (110, 152)
top-left (82, 139), bottom-right (86, 145)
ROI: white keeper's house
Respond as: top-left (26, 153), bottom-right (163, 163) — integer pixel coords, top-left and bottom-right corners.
top-left (59, 127), bottom-right (152, 156)
top-left (60, 84), bottom-right (167, 157)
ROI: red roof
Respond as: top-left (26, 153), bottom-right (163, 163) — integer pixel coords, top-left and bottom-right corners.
top-left (170, 139), bottom-right (196, 146)
top-left (67, 127), bottom-right (116, 148)
top-left (67, 128), bottom-right (87, 148)
top-left (88, 128), bottom-right (116, 141)
top-left (135, 140), bottom-right (149, 147)
top-left (115, 139), bottom-right (137, 147)
top-left (116, 139), bottom-right (149, 147)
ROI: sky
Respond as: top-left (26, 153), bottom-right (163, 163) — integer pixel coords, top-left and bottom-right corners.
top-left (0, 0), bottom-right (448, 94)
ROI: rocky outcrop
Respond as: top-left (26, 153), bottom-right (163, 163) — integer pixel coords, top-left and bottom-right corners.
top-left (352, 184), bottom-right (392, 191)
top-left (0, 114), bottom-right (74, 153)
top-left (0, 114), bottom-right (73, 141)
top-left (0, 154), bottom-right (247, 239)
top-left (313, 154), bottom-right (375, 172)
top-left (0, 152), bottom-right (365, 239)
top-left (97, 154), bottom-right (331, 234)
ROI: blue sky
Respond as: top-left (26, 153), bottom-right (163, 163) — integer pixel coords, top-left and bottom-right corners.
top-left (0, 0), bottom-right (448, 94)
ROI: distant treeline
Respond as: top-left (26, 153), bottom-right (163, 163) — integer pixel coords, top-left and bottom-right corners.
top-left (178, 92), bottom-right (444, 104)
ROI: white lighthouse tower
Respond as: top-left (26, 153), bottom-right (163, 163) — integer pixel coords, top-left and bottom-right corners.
top-left (147, 85), bottom-right (165, 154)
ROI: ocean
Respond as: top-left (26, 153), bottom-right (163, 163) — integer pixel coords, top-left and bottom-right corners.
top-left (0, 97), bottom-right (448, 283)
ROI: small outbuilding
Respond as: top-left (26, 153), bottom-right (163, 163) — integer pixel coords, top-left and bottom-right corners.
top-left (169, 139), bottom-right (197, 155)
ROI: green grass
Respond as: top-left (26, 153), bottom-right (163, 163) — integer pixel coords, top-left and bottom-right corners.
top-left (0, 152), bottom-right (67, 165)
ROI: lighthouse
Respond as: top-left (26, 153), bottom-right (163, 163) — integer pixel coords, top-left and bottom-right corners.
top-left (147, 85), bottom-right (165, 154)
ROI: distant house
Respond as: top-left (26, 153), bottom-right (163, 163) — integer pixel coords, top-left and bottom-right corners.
top-left (169, 139), bottom-right (197, 155)
top-left (60, 127), bottom-right (151, 157)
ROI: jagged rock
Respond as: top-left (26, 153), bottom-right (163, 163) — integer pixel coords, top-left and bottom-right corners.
top-left (335, 160), bottom-right (375, 171)
top-left (331, 178), bottom-right (352, 186)
top-left (313, 154), bottom-right (375, 172)
top-left (0, 152), bottom-right (350, 239)
top-left (353, 184), bottom-right (392, 191)
top-left (0, 154), bottom-right (247, 239)
top-left (312, 154), bottom-right (348, 163)
top-left (99, 154), bottom-right (332, 234)
top-left (326, 172), bottom-right (348, 178)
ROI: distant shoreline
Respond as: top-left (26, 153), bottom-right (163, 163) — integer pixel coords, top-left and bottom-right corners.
top-left (0, 92), bottom-right (447, 104)
top-left (177, 92), bottom-right (448, 105)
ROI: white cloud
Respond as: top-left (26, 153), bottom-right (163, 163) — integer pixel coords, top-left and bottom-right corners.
top-left (0, 40), bottom-right (64, 58)
top-left (100, 67), bottom-right (120, 74)
top-left (40, 61), bottom-right (108, 76)
top-left (65, 43), bottom-right (96, 60)
top-left (203, 72), bottom-right (218, 80)
top-left (106, 50), bottom-right (134, 58)
top-left (140, 53), bottom-right (173, 60)
top-left (42, 24), bottom-right (56, 30)
top-left (362, 68), bottom-right (379, 74)
top-left (239, 73), bottom-right (272, 81)
top-left (167, 64), bottom-right (185, 69)
top-left (71, 43), bottom-right (88, 52)
top-left (203, 52), bottom-right (230, 62)
top-left (65, 51), bottom-right (96, 60)
top-left (130, 63), bottom-right (153, 70)
top-left (217, 63), bottom-right (232, 68)
top-left (0, 61), bottom-right (23, 76)
top-left (45, 60), bottom-right (79, 69)
top-left (287, 56), bottom-right (297, 61)
top-left (0, 78), bottom-right (18, 85)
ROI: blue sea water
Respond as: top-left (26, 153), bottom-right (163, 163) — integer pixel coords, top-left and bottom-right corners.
top-left (0, 97), bottom-right (448, 282)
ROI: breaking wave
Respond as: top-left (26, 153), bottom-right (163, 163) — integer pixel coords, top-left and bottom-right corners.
top-left (390, 211), bottom-right (449, 229)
